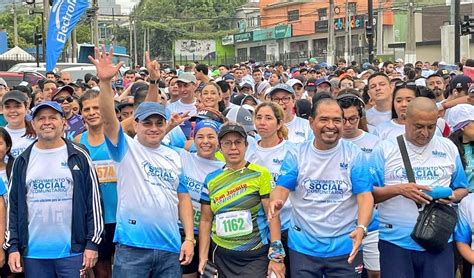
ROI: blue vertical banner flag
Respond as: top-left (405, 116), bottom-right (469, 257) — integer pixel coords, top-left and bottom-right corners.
top-left (46, 0), bottom-right (89, 71)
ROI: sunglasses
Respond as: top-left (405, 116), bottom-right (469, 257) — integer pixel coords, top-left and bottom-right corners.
top-left (395, 81), bottom-right (417, 89)
top-left (55, 96), bottom-right (74, 104)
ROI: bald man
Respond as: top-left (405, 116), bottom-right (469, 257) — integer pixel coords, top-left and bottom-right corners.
top-left (367, 97), bottom-right (468, 278)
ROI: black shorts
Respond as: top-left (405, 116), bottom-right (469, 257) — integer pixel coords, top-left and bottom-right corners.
top-left (180, 231), bottom-right (199, 274)
top-left (211, 242), bottom-right (269, 278)
top-left (98, 223), bottom-right (116, 261)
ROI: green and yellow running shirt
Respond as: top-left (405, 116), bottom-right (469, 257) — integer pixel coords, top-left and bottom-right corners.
top-left (200, 162), bottom-right (272, 251)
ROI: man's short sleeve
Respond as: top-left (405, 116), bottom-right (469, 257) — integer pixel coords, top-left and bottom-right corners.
top-left (276, 150), bottom-right (299, 191)
top-left (451, 154), bottom-right (468, 190)
top-left (367, 144), bottom-right (386, 188)
top-left (104, 126), bottom-right (129, 162)
top-left (351, 152), bottom-right (373, 194)
top-left (177, 175), bottom-right (189, 193)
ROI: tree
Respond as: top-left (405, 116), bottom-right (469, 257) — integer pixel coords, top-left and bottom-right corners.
top-left (131, 0), bottom-right (246, 64)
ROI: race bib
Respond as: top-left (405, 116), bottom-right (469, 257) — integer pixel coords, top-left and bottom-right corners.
top-left (93, 160), bottom-right (117, 183)
top-left (216, 210), bottom-right (253, 238)
top-left (193, 204), bottom-right (201, 228)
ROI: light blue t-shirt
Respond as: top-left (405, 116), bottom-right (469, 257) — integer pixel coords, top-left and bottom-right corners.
top-left (368, 135), bottom-right (468, 251)
top-left (179, 151), bottom-right (224, 234)
top-left (105, 127), bottom-right (188, 253)
top-left (454, 193), bottom-right (474, 276)
top-left (277, 140), bottom-right (372, 257)
top-left (25, 145), bottom-right (79, 259)
top-left (80, 131), bottom-right (118, 224)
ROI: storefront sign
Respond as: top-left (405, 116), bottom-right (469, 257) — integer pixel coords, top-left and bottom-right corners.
top-left (234, 32), bottom-right (252, 43)
top-left (315, 15), bottom-right (365, 33)
top-left (275, 25), bottom-right (292, 39)
top-left (222, 35), bottom-right (234, 45)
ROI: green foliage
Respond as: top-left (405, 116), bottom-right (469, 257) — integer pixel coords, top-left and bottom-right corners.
top-left (131, 0), bottom-right (246, 64)
top-left (0, 5), bottom-right (39, 49)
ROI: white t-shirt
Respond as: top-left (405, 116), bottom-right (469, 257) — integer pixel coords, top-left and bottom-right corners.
top-left (25, 144), bottom-right (75, 259)
top-left (343, 131), bottom-right (380, 154)
top-left (166, 99), bottom-right (197, 116)
top-left (105, 127), bottom-right (187, 253)
top-left (373, 120), bottom-right (405, 141)
top-left (277, 140), bottom-right (371, 257)
top-left (366, 107), bottom-right (392, 133)
top-left (368, 135), bottom-right (468, 251)
top-left (246, 140), bottom-right (296, 230)
top-left (285, 116), bottom-right (314, 144)
top-left (179, 151), bottom-right (224, 233)
top-left (5, 126), bottom-right (35, 158)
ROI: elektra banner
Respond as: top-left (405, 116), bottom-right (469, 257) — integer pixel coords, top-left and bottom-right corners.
top-left (46, 0), bottom-right (88, 71)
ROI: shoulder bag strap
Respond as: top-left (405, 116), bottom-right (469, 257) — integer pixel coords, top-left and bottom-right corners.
top-left (396, 135), bottom-right (421, 209)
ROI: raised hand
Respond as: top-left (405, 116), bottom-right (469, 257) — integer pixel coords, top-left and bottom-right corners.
top-left (88, 45), bottom-right (124, 81)
top-left (145, 51), bottom-right (161, 81)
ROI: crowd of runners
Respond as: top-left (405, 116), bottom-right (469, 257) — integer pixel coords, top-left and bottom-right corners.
top-left (0, 47), bottom-right (472, 278)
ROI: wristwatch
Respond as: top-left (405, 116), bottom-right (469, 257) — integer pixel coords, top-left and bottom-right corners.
top-left (356, 224), bottom-right (368, 237)
top-left (149, 79), bottom-right (159, 85)
top-left (185, 237), bottom-right (196, 246)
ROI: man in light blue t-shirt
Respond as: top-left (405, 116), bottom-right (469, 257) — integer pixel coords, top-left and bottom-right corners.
top-left (369, 97), bottom-right (468, 278)
top-left (268, 98), bottom-right (373, 278)
top-left (92, 47), bottom-right (195, 278)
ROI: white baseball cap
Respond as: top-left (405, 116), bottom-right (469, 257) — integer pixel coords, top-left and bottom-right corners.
top-left (446, 104), bottom-right (474, 131)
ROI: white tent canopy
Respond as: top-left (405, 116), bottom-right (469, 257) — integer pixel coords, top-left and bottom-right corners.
top-left (0, 46), bottom-right (35, 61)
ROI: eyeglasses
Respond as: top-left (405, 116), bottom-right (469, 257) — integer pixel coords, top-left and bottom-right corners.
top-left (395, 81), bottom-right (417, 89)
top-left (139, 119), bottom-right (166, 128)
top-left (55, 96), bottom-right (74, 104)
top-left (220, 139), bottom-right (245, 149)
top-left (343, 115), bottom-right (360, 125)
top-left (271, 96), bottom-right (292, 104)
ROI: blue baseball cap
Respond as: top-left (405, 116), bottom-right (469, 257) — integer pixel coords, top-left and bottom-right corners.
top-left (31, 101), bottom-right (65, 118)
top-left (134, 101), bottom-right (168, 122)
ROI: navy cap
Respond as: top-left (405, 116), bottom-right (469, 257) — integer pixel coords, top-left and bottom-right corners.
top-left (134, 101), bottom-right (168, 121)
top-left (268, 83), bottom-right (296, 96)
top-left (450, 75), bottom-right (472, 92)
top-left (316, 77), bottom-right (331, 87)
top-left (31, 101), bottom-right (65, 118)
top-left (222, 74), bottom-right (235, 81)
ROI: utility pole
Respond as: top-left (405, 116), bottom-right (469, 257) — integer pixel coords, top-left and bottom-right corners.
top-left (43, 0), bottom-right (49, 35)
top-left (348, 5), bottom-right (352, 61)
top-left (344, 0), bottom-right (349, 62)
top-left (129, 16), bottom-right (133, 67)
top-left (376, 0), bottom-right (384, 55)
top-left (13, 1), bottom-right (18, 47)
top-left (72, 28), bottom-right (77, 62)
top-left (92, 0), bottom-right (99, 48)
top-left (405, 0), bottom-right (416, 64)
top-left (327, 0), bottom-right (335, 65)
top-left (143, 28), bottom-right (147, 66)
top-left (133, 20), bottom-right (138, 67)
top-left (367, 0), bottom-right (374, 63)
top-left (454, 0), bottom-right (460, 63)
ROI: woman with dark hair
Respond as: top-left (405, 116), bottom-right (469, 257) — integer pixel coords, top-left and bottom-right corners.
top-left (373, 81), bottom-right (417, 140)
top-left (2, 90), bottom-right (36, 158)
top-left (0, 127), bottom-right (13, 184)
